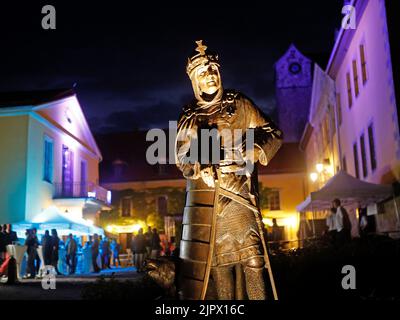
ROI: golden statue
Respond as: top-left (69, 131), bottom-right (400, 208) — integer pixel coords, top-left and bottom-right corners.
top-left (175, 40), bottom-right (283, 300)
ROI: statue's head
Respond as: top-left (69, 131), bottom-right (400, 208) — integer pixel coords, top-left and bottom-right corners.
top-left (186, 40), bottom-right (222, 103)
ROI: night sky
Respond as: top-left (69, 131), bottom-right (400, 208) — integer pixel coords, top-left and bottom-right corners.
top-left (0, 1), bottom-right (343, 133)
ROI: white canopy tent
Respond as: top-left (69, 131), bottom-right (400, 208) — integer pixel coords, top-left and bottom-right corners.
top-left (296, 171), bottom-right (398, 238)
top-left (297, 170), bottom-right (394, 212)
top-left (13, 206), bottom-right (104, 239)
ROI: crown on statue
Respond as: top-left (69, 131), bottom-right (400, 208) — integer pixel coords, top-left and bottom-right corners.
top-left (186, 40), bottom-right (220, 76)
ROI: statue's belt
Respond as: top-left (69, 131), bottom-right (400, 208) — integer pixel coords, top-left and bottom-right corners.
top-left (218, 188), bottom-right (259, 214)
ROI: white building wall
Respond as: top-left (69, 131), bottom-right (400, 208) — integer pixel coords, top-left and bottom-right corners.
top-left (335, 0), bottom-right (400, 184)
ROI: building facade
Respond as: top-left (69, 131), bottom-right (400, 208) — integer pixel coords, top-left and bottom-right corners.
top-left (0, 89), bottom-right (110, 237)
top-left (97, 131), bottom-right (307, 251)
top-left (299, 0), bottom-right (400, 235)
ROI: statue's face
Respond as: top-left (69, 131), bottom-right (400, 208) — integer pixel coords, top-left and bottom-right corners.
top-left (195, 63), bottom-right (221, 95)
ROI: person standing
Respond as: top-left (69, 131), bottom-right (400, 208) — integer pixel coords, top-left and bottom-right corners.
top-left (41, 230), bottom-right (52, 266)
top-left (50, 229), bottom-right (61, 275)
top-left (130, 234), bottom-right (136, 266)
top-left (5, 224), bottom-right (18, 244)
top-left (24, 229), bottom-right (38, 278)
top-left (133, 229), bottom-right (146, 272)
top-left (150, 228), bottom-right (162, 258)
top-left (91, 234), bottom-right (100, 273)
top-left (326, 207), bottom-right (338, 245)
top-left (65, 234), bottom-right (77, 274)
top-left (332, 198), bottom-right (352, 246)
top-left (82, 241), bottom-right (92, 273)
top-left (32, 228), bottom-right (41, 275)
top-left (144, 226), bottom-right (152, 259)
top-left (100, 237), bottom-right (110, 269)
top-left (0, 225), bottom-right (7, 265)
top-left (110, 239), bottom-right (121, 267)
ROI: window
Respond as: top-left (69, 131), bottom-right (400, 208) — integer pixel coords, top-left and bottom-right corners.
top-left (121, 197), bottom-right (132, 217)
top-left (268, 190), bottom-right (281, 211)
top-left (329, 104), bottom-right (336, 135)
top-left (353, 142), bottom-right (360, 178)
top-left (360, 44), bottom-right (368, 85)
top-left (368, 123), bottom-right (377, 171)
top-left (352, 60), bottom-right (359, 97)
top-left (346, 72), bottom-right (353, 108)
top-left (336, 93), bottom-right (342, 126)
top-left (360, 133), bottom-right (368, 178)
top-left (62, 145), bottom-right (74, 196)
top-left (80, 160), bottom-right (87, 197)
top-left (157, 196), bottom-right (168, 215)
top-left (342, 156), bottom-right (347, 172)
top-left (324, 116), bottom-right (329, 146)
top-left (43, 136), bottom-right (53, 183)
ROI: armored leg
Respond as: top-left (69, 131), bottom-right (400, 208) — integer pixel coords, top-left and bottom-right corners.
top-left (211, 265), bottom-right (234, 300)
top-left (243, 257), bottom-right (266, 300)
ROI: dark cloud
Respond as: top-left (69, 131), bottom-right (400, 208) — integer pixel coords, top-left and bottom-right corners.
top-left (0, 1), bottom-right (343, 132)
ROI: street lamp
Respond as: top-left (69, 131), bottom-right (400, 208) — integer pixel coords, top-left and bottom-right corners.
top-left (310, 172), bottom-right (318, 182)
top-left (316, 163), bottom-right (324, 173)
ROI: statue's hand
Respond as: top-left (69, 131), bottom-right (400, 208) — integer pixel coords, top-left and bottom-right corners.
top-left (200, 167), bottom-right (215, 188)
top-left (241, 141), bottom-right (263, 163)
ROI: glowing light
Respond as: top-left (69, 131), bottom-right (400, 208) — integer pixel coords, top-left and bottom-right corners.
top-left (282, 216), bottom-right (298, 228)
top-left (316, 163), bottom-right (324, 173)
top-left (86, 219), bottom-right (94, 226)
top-left (262, 218), bottom-right (273, 227)
top-left (88, 191), bottom-right (96, 198)
top-left (107, 190), bottom-right (112, 204)
top-left (105, 222), bottom-right (147, 234)
top-left (310, 172), bottom-right (318, 182)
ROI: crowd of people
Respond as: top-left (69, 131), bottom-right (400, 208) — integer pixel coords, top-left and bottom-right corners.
top-left (1, 224), bottom-right (165, 278)
top-left (19, 230), bottom-right (121, 278)
top-left (89, 234), bottom-right (121, 273)
top-left (130, 227), bottom-right (162, 272)
top-left (24, 228), bottom-right (64, 278)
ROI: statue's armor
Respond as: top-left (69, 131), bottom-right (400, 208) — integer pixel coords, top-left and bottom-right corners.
top-left (176, 89), bottom-right (282, 300)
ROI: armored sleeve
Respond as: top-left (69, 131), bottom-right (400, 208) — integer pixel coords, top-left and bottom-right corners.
top-left (175, 109), bottom-right (202, 179)
top-left (242, 95), bottom-right (283, 166)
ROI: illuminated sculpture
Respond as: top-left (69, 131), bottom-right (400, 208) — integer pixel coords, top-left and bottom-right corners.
top-left (174, 40), bottom-right (283, 300)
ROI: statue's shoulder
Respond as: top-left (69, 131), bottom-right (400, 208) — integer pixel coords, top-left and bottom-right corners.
top-left (222, 89), bottom-right (254, 106)
top-left (222, 89), bottom-right (240, 105)
top-left (180, 100), bottom-right (197, 120)
top-left (221, 89), bottom-right (256, 117)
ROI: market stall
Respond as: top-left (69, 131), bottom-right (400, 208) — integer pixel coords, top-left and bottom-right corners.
top-left (296, 170), bottom-right (395, 237)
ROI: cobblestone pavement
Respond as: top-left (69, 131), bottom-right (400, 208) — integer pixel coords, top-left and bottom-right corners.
top-left (0, 267), bottom-right (143, 300)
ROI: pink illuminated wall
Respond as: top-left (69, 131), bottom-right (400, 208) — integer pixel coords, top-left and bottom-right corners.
top-left (329, 0), bottom-right (400, 185)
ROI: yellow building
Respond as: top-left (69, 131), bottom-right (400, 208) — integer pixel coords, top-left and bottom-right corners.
top-left (0, 88), bottom-right (110, 238)
top-left (97, 130), bottom-right (306, 250)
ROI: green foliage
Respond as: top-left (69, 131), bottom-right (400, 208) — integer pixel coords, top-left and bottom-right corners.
top-left (99, 187), bottom-right (186, 230)
top-left (258, 183), bottom-right (272, 211)
top-left (146, 212), bottom-right (164, 230)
